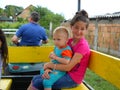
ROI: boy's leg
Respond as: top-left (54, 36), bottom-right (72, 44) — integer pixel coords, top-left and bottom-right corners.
top-left (32, 75), bottom-right (44, 90)
top-left (43, 71), bottom-right (64, 89)
top-left (27, 82), bottom-right (39, 90)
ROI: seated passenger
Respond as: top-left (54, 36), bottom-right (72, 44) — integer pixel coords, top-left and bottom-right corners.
top-left (11, 11), bottom-right (48, 46)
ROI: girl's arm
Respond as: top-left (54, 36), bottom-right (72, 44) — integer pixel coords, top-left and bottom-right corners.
top-left (55, 56), bottom-right (70, 64)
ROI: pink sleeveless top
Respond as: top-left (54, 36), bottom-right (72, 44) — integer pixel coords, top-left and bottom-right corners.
top-left (67, 38), bottom-right (90, 84)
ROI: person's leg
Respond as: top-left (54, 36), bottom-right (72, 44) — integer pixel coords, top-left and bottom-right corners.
top-left (52, 74), bottom-right (78, 89)
top-left (27, 82), bottom-right (39, 90)
top-left (27, 75), bottom-right (44, 90)
top-left (27, 74), bottom-right (77, 90)
top-left (43, 71), bottom-right (64, 90)
top-left (44, 88), bottom-right (51, 90)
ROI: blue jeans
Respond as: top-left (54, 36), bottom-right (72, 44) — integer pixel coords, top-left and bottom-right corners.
top-left (32, 74), bottom-right (78, 89)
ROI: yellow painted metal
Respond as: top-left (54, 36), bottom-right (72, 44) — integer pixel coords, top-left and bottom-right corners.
top-left (62, 83), bottom-right (89, 90)
top-left (88, 50), bottom-right (120, 89)
top-left (0, 79), bottom-right (12, 90)
top-left (8, 46), bottom-right (54, 63)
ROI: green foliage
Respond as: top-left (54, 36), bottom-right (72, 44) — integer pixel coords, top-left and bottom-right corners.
top-left (0, 22), bottom-right (26, 29)
top-left (0, 5), bottom-right (65, 32)
top-left (0, 8), bottom-right (5, 16)
top-left (6, 35), bottom-right (13, 46)
top-left (4, 5), bottom-right (23, 18)
top-left (17, 17), bottom-right (24, 23)
top-left (34, 6), bottom-right (64, 30)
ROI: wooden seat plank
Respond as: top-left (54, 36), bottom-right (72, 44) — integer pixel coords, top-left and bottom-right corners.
top-left (0, 79), bottom-right (12, 90)
top-left (62, 83), bottom-right (89, 90)
top-left (8, 46), bottom-right (54, 63)
top-left (88, 50), bottom-right (120, 89)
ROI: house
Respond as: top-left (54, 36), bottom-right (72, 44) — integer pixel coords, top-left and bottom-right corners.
top-left (0, 16), bottom-right (13, 22)
top-left (17, 5), bottom-right (34, 19)
top-left (87, 12), bottom-right (120, 58)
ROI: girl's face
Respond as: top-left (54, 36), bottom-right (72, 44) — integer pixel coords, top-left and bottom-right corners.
top-left (0, 40), bottom-right (2, 48)
top-left (71, 21), bottom-right (87, 39)
top-left (53, 33), bottom-right (68, 48)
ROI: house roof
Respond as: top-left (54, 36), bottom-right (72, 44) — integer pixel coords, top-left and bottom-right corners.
top-left (90, 12), bottom-right (120, 20)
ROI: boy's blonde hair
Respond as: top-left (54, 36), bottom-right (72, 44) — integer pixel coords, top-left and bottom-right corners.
top-left (53, 26), bottom-right (70, 38)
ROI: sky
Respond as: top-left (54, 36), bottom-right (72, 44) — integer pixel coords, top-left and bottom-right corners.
top-left (0, 0), bottom-right (120, 19)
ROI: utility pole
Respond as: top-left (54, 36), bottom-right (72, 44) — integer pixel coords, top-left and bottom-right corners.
top-left (78, 0), bottom-right (81, 11)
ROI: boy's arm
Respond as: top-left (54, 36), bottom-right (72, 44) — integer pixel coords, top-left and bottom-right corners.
top-left (49, 50), bottom-right (72, 64)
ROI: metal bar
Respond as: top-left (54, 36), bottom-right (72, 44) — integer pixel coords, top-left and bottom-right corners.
top-left (2, 29), bottom-right (17, 31)
top-left (4, 32), bottom-right (15, 34)
top-left (78, 0), bottom-right (81, 11)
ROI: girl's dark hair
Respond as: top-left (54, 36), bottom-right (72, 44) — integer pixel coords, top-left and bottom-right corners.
top-left (0, 29), bottom-right (8, 67)
top-left (70, 9), bottom-right (89, 29)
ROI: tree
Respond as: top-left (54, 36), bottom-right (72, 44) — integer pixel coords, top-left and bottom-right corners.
top-left (0, 8), bottom-right (5, 16)
top-left (0, 5), bottom-right (65, 33)
top-left (34, 6), bottom-right (65, 30)
top-left (4, 5), bottom-right (23, 19)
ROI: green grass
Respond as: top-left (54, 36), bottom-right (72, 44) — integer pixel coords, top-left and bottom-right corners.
top-left (6, 36), bottom-right (119, 90)
top-left (6, 35), bottom-right (14, 46)
top-left (84, 69), bottom-right (119, 90)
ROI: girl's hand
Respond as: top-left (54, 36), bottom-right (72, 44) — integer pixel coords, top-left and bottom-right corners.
top-left (43, 62), bottom-right (54, 70)
top-left (42, 69), bottom-right (52, 79)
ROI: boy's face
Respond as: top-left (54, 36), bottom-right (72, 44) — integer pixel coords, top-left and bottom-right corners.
top-left (53, 33), bottom-right (68, 48)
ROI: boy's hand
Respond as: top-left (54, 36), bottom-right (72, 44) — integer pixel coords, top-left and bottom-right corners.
top-left (49, 52), bottom-right (57, 60)
top-left (42, 69), bottom-right (52, 79)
